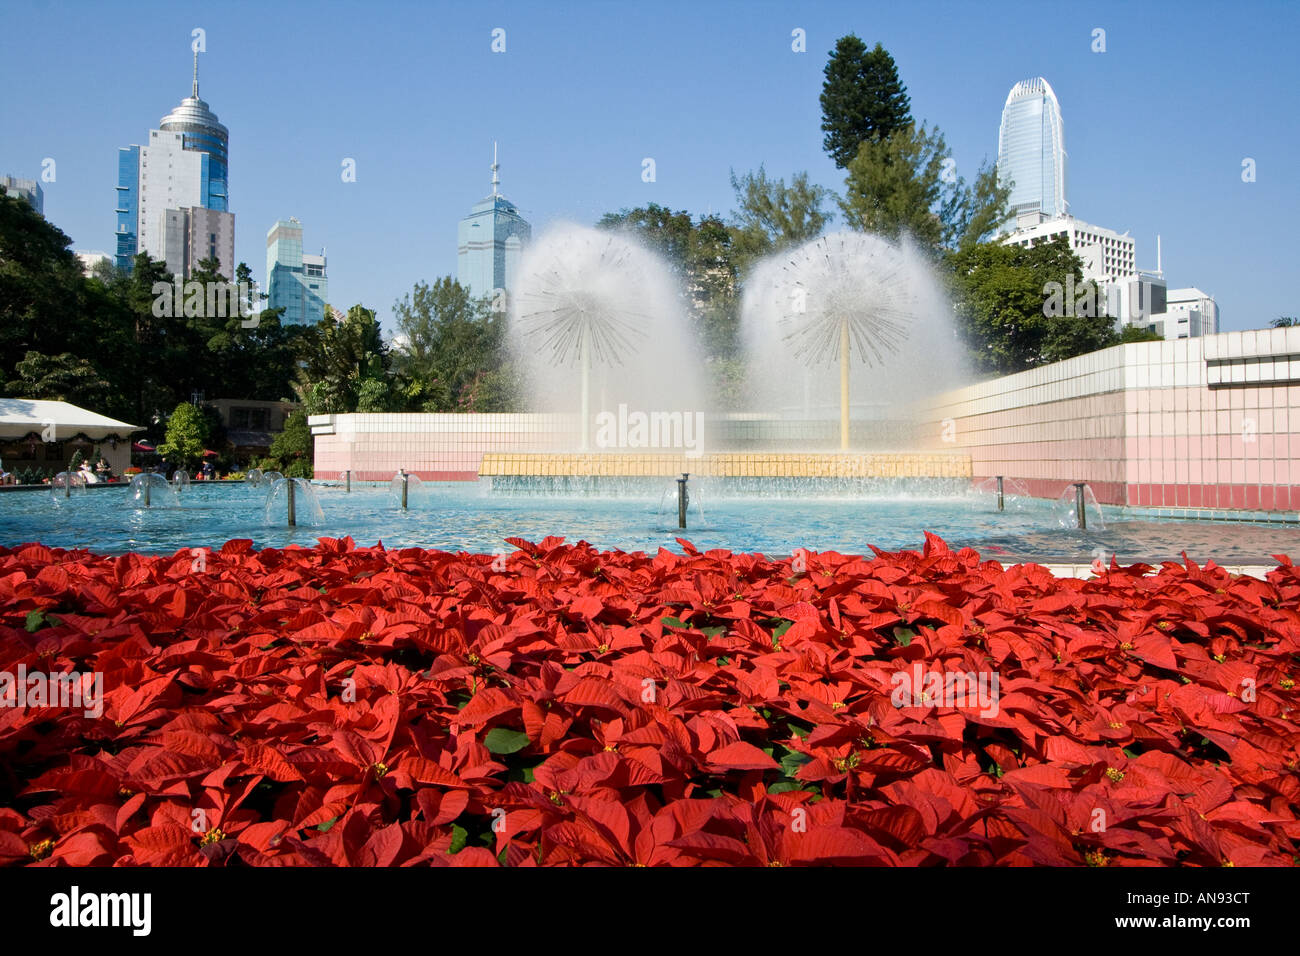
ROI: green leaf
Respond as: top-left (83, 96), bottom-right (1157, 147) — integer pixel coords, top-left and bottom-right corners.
top-left (894, 627), bottom-right (915, 647)
top-left (661, 616), bottom-right (687, 629)
top-left (24, 610), bottom-right (46, 633)
top-left (772, 620), bottom-right (794, 639)
top-left (780, 750), bottom-right (811, 777)
top-left (767, 780), bottom-right (803, 794)
top-left (315, 815), bottom-right (339, 833)
top-left (700, 626), bottom-right (726, 637)
top-left (484, 727), bottom-right (530, 755)
top-left (448, 824), bottom-right (468, 854)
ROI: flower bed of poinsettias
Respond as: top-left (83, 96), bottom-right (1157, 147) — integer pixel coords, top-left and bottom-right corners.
top-left (0, 533), bottom-right (1297, 867)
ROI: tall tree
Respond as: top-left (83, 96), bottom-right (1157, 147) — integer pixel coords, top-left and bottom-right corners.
top-left (390, 277), bottom-right (510, 412)
top-left (728, 166), bottom-right (834, 272)
top-left (840, 122), bottom-right (1008, 255)
top-left (820, 36), bottom-right (912, 169)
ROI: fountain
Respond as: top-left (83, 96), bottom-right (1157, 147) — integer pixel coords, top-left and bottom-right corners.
top-left (264, 477), bottom-right (324, 527)
top-left (262, 471), bottom-right (284, 486)
top-left (246, 468), bottom-right (264, 488)
top-left (50, 472), bottom-right (86, 500)
top-left (509, 222), bottom-right (705, 449)
top-left (172, 470), bottom-right (191, 493)
top-left (972, 475), bottom-right (1033, 512)
top-left (128, 473), bottom-right (179, 508)
top-left (389, 470), bottom-right (425, 509)
top-left (740, 231), bottom-right (965, 448)
top-left (657, 472), bottom-right (705, 530)
top-left (1056, 482), bottom-right (1105, 531)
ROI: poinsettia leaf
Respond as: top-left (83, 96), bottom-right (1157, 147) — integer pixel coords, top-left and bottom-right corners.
top-left (483, 727), bottom-right (531, 755)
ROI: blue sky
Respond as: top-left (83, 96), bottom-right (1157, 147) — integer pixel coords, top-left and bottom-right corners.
top-left (2, 0), bottom-right (1296, 333)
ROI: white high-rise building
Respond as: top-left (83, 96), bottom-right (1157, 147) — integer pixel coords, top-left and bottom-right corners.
top-left (1161, 288), bottom-right (1219, 339)
top-left (1000, 216), bottom-right (1136, 286)
top-left (997, 78), bottom-right (1068, 226)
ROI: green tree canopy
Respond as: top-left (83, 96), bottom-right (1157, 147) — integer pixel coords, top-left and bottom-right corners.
top-left (947, 236), bottom-right (1117, 375)
top-left (6, 351), bottom-right (113, 409)
top-left (820, 36), bottom-right (912, 168)
top-left (728, 166), bottom-right (835, 273)
top-left (1119, 324), bottom-right (1164, 343)
top-left (390, 277), bottom-right (509, 412)
top-left (840, 122), bottom-right (1009, 255)
top-left (294, 304), bottom-right (394, 414)
top-left (598, 205), bottom-right (741, 363)
top-left (156, 402), bottom-right (209, 469)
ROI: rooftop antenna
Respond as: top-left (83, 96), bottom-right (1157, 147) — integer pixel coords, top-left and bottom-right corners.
top-left (192, 48), bottom-right (199, 98)
top-left (1156, 234), bottom-right (1162, 276)
top-left (491, 141), bottom-right (500, 196)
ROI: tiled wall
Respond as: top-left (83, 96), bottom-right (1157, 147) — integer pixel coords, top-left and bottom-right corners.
top-left (310, 413), bottom-right (580, 481)
top-left (919, 326), bottom-right (1300, 512)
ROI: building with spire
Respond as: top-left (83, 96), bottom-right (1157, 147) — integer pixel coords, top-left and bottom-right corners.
top-left (115, 52), bottom-right (234, 277)
top-left (997, 77), bottom-right (1068, 230)
top-left (456, 144), bottom-right (530, 300)
top-left (266, 217), bottom-right (328, 326)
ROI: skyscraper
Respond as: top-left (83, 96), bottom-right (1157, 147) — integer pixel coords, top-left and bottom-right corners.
top-left (115, 53), bottom-right (234, 276)
top-left (457, 144), bottom-right (530, 300)
top-left (266, 218), bottom-right (328, 326)
top-left (997, 77), bottom-right (1068, 227)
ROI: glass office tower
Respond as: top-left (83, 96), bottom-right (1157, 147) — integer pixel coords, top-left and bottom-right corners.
top-left (457, 145), bottom-right (531, 299)
top-left (267, 218), bottom-right (328, 326)
top-left (997, 77), bottom-right (1068, 226)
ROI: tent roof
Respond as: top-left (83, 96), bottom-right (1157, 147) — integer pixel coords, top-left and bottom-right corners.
top-left (0, 399), bottom-right (142, 441)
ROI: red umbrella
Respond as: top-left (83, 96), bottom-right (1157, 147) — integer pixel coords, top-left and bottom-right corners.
top-left (132, 440), bottom-right (156, 452)
top-left (202, 449), bottom-right (219, 457)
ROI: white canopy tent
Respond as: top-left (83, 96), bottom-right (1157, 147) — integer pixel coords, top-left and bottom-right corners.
top-left (0, 399), bottom-right (141, 478)
top-left (0, 399), bottom-right (141, 441)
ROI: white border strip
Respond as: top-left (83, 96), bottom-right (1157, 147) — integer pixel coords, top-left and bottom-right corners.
top-left (1041, 564), bottom-right (1277, 579)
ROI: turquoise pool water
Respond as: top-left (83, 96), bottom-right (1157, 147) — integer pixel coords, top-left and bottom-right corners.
top-left (1, 480), bottom-right (1295, 565)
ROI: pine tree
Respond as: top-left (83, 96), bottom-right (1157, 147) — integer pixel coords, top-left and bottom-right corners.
top-left (820, 36), bottom-right (912, 168)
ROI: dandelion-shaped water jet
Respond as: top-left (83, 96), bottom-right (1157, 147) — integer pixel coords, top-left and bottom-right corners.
top-left (512, 228), bottom-right (655, 450)
top-left (752, 232), bottom-right (916, 450)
